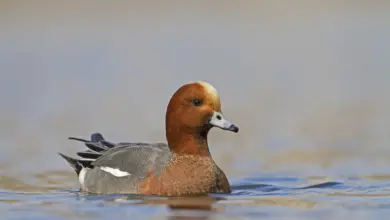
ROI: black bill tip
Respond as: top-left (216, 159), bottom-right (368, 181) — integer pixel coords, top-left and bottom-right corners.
top-left (228, 124), bottom-right (239, 133)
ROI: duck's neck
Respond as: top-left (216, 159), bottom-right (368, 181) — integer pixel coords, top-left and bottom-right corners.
top-left (166, 125), bottom-right (211, 157)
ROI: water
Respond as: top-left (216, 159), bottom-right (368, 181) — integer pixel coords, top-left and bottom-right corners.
top-left (2, 175), bottom-right (390, 219)
top-left (1, 1), bottom-right (390, 219)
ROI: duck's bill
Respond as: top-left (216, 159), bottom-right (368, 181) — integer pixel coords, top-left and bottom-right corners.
top-left (209, 111), bottom-right (239, 133)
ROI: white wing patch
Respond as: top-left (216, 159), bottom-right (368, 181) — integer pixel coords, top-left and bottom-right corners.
top-left (78, 168), bottom-right (88, 187)
top-left (100, 167), bottom-right (131, 177)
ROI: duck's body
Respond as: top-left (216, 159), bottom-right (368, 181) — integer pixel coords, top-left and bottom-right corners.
top-left (59, 81), bottom-right (238, 196)
top-left (60, 137), bottom-right (230, 196)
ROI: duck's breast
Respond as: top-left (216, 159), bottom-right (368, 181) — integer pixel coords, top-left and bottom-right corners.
top-left (139, 154), bottom-right (231, 196)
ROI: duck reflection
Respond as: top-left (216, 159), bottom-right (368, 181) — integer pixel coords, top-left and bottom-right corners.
top-left (79, 193), bottom-right (224, 220)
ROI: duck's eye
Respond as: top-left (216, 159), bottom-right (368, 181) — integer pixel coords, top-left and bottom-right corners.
top-left (192, 99), bottom-right (202, 106)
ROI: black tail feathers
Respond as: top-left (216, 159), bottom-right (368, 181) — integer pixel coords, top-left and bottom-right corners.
top-left (68, 132), bottom-right (116, 153)
top-left (58, 153), bottom-right (84, 175)
top-left (60, 132), bottom-right (118, 175)
top-left (91, 133), bottom-right (104, 142)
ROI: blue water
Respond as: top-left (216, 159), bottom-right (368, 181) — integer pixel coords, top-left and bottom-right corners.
top-left (2, 175), bottom-right (390, 220)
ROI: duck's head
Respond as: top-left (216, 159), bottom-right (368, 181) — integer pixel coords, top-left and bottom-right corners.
top-left (165, 81), bottom-right (238, 155)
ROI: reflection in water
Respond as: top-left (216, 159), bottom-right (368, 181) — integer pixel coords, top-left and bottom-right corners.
top-left (2, 175), bottom-right (390, 219)
top-left (3, 169), bottom-right (390, 219)
top-left (75, 192), bottom-right (221, 220)
top-left (77, 191), bottom-right (222, 209)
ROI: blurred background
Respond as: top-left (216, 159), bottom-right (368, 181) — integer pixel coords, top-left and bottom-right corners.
top-left (0, 1), bottom-right (389, 191)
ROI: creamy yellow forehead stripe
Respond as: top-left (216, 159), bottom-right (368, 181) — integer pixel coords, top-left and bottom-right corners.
top-left (196, 81), bottom-right (219, 101)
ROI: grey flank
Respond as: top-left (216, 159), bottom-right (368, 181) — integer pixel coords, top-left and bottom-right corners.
top-left (59, 133), bottom-right (172, 194)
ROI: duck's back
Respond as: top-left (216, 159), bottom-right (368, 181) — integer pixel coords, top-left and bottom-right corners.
top-left (81, 143), bottom-right (173, 194)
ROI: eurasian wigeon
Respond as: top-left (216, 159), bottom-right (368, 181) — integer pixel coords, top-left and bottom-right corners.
top-left (59, 81), bottom-right (239, 196)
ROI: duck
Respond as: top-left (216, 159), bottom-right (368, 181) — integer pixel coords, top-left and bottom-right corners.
top-left (59, 81), bottom-right (239, 196)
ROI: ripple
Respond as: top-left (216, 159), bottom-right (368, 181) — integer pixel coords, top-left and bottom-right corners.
top-left (2, 173), bottom-right (390, 219)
